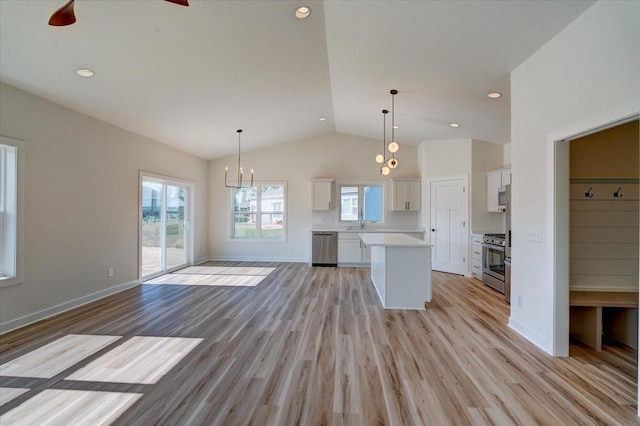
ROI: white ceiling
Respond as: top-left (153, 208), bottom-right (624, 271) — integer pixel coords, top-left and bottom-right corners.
top-left (0, 0), bottom-right (594, 160)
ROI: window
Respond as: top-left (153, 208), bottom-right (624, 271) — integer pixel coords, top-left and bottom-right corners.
top-left (231, 183), bottom-right (285, 240)
top-left (339, 184), bottom-right (383, 223)
top-left (1, 136), bottom-right (23, 286)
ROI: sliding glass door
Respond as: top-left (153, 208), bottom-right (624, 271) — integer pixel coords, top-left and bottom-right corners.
top-left (165, 184), bottom-right (187, 270)
top-left (141, 175), bottom-right (190, 279)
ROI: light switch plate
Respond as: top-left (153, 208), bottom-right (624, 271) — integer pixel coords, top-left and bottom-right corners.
top-left (527, 229), bottom-right (542, 242)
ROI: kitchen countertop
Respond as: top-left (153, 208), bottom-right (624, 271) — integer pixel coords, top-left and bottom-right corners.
top-left (311, 228), bottom-right (425, 234)
top-left (359, 233), bottom-right (432, 247)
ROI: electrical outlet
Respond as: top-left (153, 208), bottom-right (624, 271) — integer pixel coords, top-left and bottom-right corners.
top-left (108, 268), bottom-right (114, 277)
top-left (527, 229), bottom-right (542, 242)
top-left (517, 296), bottom-right (523, 307)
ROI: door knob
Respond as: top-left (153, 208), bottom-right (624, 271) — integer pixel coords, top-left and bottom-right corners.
top-left (431, 228), bottom-right (436, 232)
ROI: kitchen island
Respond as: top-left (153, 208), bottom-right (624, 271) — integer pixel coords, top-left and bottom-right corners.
top-left (359, 233), bottom-right (432, 310)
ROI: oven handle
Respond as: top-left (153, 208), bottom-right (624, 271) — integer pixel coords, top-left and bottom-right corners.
top-left (482, 242), bottom-right (505, 252)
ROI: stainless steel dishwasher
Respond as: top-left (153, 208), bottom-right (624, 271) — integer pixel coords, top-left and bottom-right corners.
top-left (311, 231), bottom-right (338, 266)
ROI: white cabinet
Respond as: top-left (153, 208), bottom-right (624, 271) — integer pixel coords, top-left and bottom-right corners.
top-left (501, 169), bottom-right (511, 186)
top-left (486, 167), bottom-right (510, 212)
top-left (486, 171), bottom-right (502, 212)
top-left (390, 179), bottom-right (421, 211)
top-left (338, 231), bottom-right (425, 265)
top-left (338, 233), bottom-right (366, 264)
top-left (471, 234), bottom-right (483, 279)
top-left (312, 179), bottom-right (334, 211)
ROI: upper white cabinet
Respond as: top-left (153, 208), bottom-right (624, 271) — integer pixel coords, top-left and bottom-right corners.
top-left (501, 169), bottom-right (511, 186)
top-left (311, 179), bottom-right (334, 211)
top-left (486, 167), bottom-right (511, 212)
top-left (390, 179), bottom-right (421, 211)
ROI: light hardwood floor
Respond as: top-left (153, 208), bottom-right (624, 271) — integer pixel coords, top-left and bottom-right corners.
top-left (0, 262), bottom-right (638, 425)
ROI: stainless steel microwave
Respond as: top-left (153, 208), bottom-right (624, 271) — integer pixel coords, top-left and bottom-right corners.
top-left (498, 186), bottom-right (508, 211)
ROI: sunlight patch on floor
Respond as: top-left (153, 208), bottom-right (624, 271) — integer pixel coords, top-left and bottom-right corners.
top-left (176, 266), bottom-right (276, 276)
top-left (66, 336), bottom-right (202, 384)
top-left (0, 334), bottom-right (121, 379)
top-left (0, 389), bottom-right (142, 426)
top-left (144, 273), bottom-right (268, 287)
top-left (0, 388), bottom-right (29, 405)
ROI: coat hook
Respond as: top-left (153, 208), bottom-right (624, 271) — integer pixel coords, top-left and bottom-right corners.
top-left (584, 187), bottom-right (594, 198)
top-left (613, 187), bottom-right (623, 198)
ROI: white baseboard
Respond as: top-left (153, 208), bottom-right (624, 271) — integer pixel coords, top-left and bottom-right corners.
top-left (0, 279), bottom-right (140, 335)
top-left (207, 256), bottom-right (307, 263)
top-left (508, 316), bottom-right (551, 355)
top-left (570, 285), bottom-right (638, 292)
top-left (195, 257), bottom-right (210, 265)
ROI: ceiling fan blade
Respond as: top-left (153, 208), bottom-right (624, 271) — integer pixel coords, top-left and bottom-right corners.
top-left (165, 0), bottom-right (189, 6)
top-left (49, 0), bottom-right (76, 26)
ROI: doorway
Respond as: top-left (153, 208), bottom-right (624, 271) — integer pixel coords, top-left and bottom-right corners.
top-left (140, 173), bottom-right (193, 279)
top-left (429, 176), bottom-right (469, 275)
top-left (552, 112), bottom-right (639, 356)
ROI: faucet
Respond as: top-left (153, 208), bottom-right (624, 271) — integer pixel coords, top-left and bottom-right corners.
top-left (359, 207), bottom-right (365, 229)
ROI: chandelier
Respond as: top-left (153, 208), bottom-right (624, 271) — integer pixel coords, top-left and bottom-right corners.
top-left (375, 89), bottom-right (399, 175)
top-left (224, 129), bottom-right (254, 189)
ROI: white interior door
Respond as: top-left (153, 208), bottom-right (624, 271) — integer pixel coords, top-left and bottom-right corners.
top-left (430, 177), bottom-right (468, 275)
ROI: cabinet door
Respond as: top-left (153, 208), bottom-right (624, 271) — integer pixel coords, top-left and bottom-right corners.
top-left (312, 180), bottom-right (333, 211)
top-left (406, 181), bottom-right (421, 211)
top-left (391, 180), bottom-right (421, 211)
top-left (487, 172), bottom-right (502, 212)
top-left (338, 239), bottom-right (363, 264)
top-left (391, 181), bottom-right (407, 211)
top-left (501, 170), bottom-right (511, 186)
top-left (363, 243), bottom-right (371, 263)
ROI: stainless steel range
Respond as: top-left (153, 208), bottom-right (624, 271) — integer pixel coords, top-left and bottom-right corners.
top-left (482, 233), bottom-right (506, 294)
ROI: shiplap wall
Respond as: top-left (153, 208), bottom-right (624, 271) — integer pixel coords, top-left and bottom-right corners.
top-left (570, 179), bottom-right (639, 291)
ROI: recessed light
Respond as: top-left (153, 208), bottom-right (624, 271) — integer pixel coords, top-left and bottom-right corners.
top-left (295, 6), bottom-right (311, 19)
top-left (450, 123), bottom-right (460, 128)
top-left (318, 116), bottom-right (327, 122)
top-left (76, 68), bottom-right (94, 78)
top-left (392, 125), bottom-right (399, 129)
top-left (487, 92), bottom-right (502, 99)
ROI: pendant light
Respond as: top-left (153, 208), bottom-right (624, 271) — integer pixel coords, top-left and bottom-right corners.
top-left (224, 129), bottom-right (254, 189)
top-left (377, 109), bottom-right (391, 175)
top-left (387, 90), bottom-right (399, 168)
top-left (376, 89), bottom-right (400, 175)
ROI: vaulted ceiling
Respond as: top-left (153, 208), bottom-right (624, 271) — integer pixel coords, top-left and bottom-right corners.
top-left (0, 0), bottom-right (594, 159)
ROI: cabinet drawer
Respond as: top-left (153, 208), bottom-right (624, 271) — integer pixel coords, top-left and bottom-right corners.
top-left (471, 235), bottom-right (483, 245)
top-left (472, 264), bottom-right (482, 278)
top-left (472, 259), bottom-right (482, 270)
top-left (472, 245), bottom-right (482, 261)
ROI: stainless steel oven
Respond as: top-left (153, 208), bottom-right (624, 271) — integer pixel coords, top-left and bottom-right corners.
top-left (482, 235), bottom-right (505, 294)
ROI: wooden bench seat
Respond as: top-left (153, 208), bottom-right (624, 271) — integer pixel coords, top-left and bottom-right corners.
top-left (569, 291), bottom-right (638, 351)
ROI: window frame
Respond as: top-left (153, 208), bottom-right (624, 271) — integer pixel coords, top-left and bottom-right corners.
top-left (229, 182), bottom-right (287, 243)
top-left (338, 183), bottom-right (385, 224)
top-left (0, 136), bottom-right (25, 288)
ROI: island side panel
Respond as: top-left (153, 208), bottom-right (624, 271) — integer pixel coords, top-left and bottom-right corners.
top-left (370, 245), bottom-right (386, 307)
top-left (384, 246), bottom-right (431, 310)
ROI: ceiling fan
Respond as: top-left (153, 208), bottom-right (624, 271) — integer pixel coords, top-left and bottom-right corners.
top-left (48, 0), bottom-right (189, 27)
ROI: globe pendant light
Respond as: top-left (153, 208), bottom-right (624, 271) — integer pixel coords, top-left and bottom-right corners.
top-left (376, 109), bottom-right (389, 165)
top-left (388, 89), bottom-right (399, 155)
top-left (224, 129), bottom-right (254, 189)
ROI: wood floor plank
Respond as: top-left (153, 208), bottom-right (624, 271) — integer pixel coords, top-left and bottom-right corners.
top-left (0, 261), bottom-right (637, 424)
